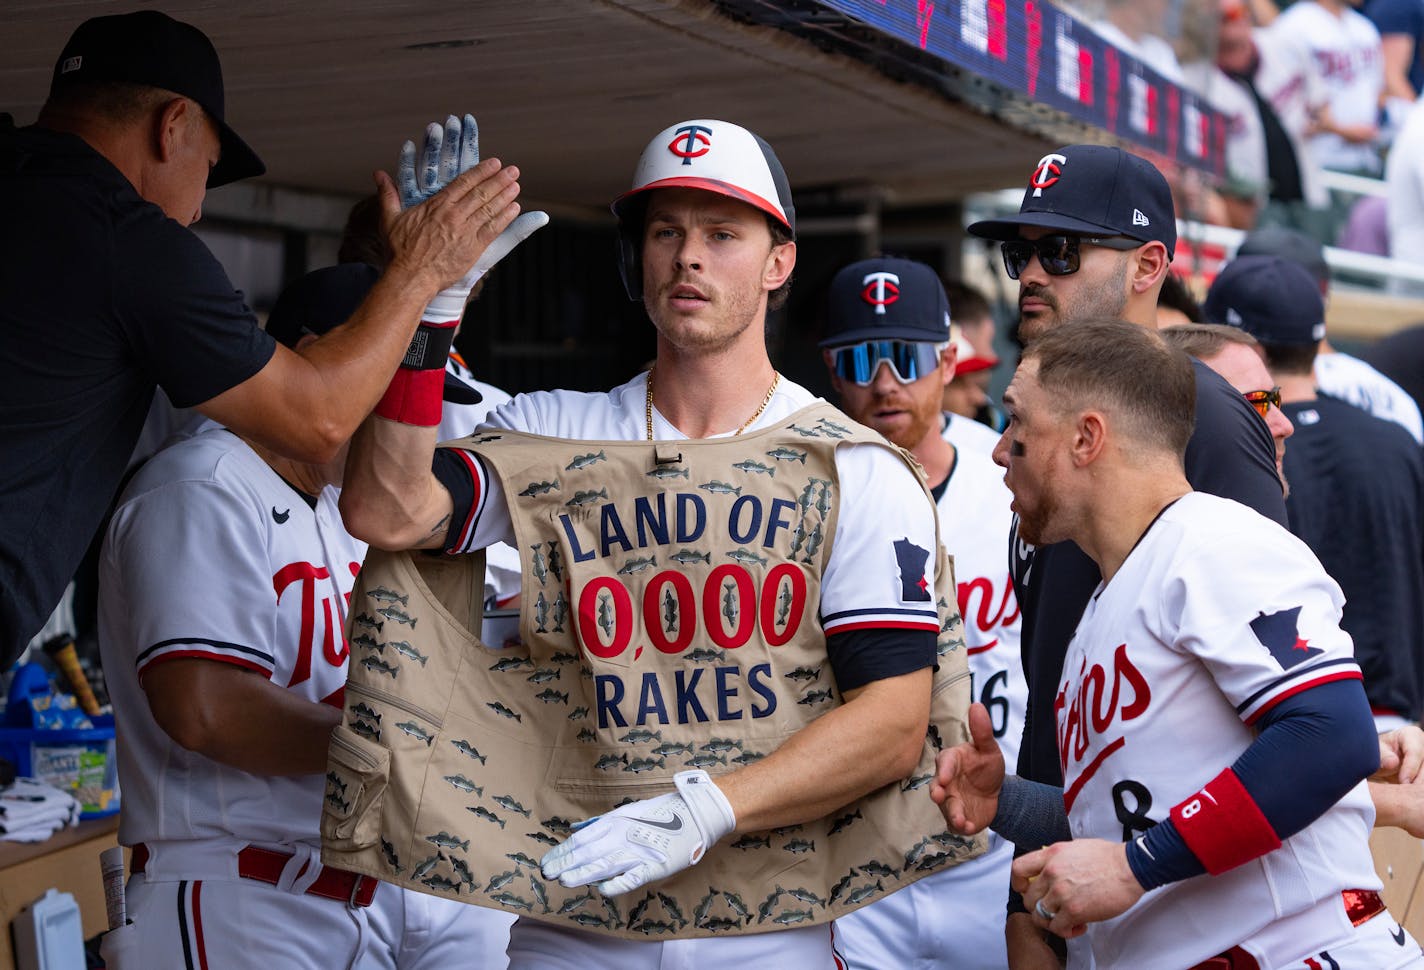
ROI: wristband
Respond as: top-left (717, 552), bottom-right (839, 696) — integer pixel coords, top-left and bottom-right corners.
top-left (1169, 768), bottom-right (1281, 875)
top-left (374, 320), bottom-right (457, 426)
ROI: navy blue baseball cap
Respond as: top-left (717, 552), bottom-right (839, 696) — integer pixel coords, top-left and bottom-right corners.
top-left (819, 257), bottom-right (951, 347)
top-left (51, 10), bottom-right (265, 188)
top-left (1203, 255), bottom-right (1325, 346)
top-left (266, 265), bottom-right (481, 405)
top-left (1236, 227), bottom-right (1329, 291)
top-left (968, 145), bottom-right (1176, 255)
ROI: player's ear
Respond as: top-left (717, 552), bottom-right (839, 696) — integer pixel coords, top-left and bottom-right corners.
top-left (1071, 410), bottom-right (1108, 466)
top-left (1132, 242), bottom-right (1171, 296)
top-left (763, 241), bottom-right (796, 292)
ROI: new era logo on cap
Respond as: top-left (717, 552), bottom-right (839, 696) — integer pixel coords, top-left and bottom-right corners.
top-left (1133, 209), bottom-right (1150, 227)
top-left (862, 272), bottom-right (900, 315)
top-left (61, 56), bottom-right (82, 74)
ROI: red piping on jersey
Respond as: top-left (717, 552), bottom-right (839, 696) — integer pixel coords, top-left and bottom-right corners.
top-left (192, 881), bottom-right (210, 970)
top-left (1244, 670), bottom-right (1363, 726)
top-left (1062, 735), bottom-right (1126, 813)
top-left (451, 449), bottom-right (484, 552)
top-left (967, 638), bottom-right (999, 656)
top-left (140, 650), bottom-right (271, 679)
top-left (826, 620), bottom-right (941, 634)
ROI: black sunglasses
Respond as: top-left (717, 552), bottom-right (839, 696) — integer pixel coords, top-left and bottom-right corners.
top-left (1000, 235), bottom-right (1143, 280)
top-left (1242, 387), bottom-right (1282, 419)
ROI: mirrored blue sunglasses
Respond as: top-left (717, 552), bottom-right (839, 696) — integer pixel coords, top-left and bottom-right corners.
top-left (831, 340), bottom-right (944, 386)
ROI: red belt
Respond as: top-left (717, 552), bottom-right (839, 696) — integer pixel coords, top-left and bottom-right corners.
top-left (1188, 890), bottom-right (1387, 970)
top-left (130, 844), bottom-right (379, 908)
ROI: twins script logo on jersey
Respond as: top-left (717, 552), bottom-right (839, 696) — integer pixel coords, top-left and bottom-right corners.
top-left (668, 124), bottom-right (713, 166)
top-left (274, 559), bottom-right (360, 691)
top-left (959, 573), bottom-right (1020, 655)
top-left (1056, 643), bottom-right (1152, 811)
top-left (1030, 153), bottom-right (1067, 197)
top-left (861, 272), bottom-right (900, 315)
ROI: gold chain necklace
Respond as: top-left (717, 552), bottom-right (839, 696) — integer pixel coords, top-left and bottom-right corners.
top-left (645, 367), bottom-right (780, 441)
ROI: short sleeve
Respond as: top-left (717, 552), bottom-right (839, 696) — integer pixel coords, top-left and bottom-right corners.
top-left (103, 480), bottom-right (279, 678)
top-left (821, 442), bottom-right (941, 635)
top-left (112, 218), bottom-right (274, 408)
top-left (1161, 528), bottom-right (1360, 725)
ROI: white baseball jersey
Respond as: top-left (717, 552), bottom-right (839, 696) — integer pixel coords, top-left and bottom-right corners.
top-left (1058, 493), bottom-right (1377, 970)
top-left (1387, 95), bottom-right (1424, 268)
top-left (1183, 62), bottom-right (1270, 201)
top-left (438, 354), bottom-right (522, 616)
top-left (1314, 351), bottom-right (1424, 443)
top-left (942, 411), bottom-right (1006, 456)
top-left (836, 440), bottom-right (1023, 970)
top-left (100, 428), bottom-right (363, 855)
top-left (1268, 1), bottom-right (1384, 173)
top-left (446, 373), bottom-right (940, 964)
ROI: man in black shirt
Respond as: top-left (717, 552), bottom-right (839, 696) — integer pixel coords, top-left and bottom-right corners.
top-left (1205, 255), bottom-right (1424, 729)
top-left (967, 144), bottom-right (1287, 966)
top-left (0, 11), bottom-right (529, 661)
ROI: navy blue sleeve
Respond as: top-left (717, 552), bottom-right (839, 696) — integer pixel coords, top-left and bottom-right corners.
top-left (114, 214), bottom-right (274, 408)
top-left (431, 447), bottom-right (479, 553)
top-left (1126, 678), bottom-right (1379, 889)
top-left (1184, 361), bottom-right (1288, 528)
top-left (825, 627), bottom-right (935, 692)
top-left (1365, 0), bottom-right (1424, 36)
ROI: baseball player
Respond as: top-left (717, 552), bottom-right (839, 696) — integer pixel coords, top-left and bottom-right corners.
top-left (817, 257), bottom-right (1023, 970)
top-left (936, 319), bottom-right (1423, 970)
top-left (968, 142), bottom-right (1288, 968)
top-left (96, 139), bottom-right (544, 965)
top-left (333, 118), bottom-right (972, 968)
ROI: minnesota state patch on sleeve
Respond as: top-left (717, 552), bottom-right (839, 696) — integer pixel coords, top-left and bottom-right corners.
top-left (893, 538), bottom-right (932, 603)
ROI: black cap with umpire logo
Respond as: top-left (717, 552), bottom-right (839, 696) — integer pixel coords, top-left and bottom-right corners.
top-left (51, 10), bottom-right (264, 187)
top-left (819, 257), bottom-right (951, 348)
top-left (1203, 255), bottom-right (1326, 346)
top-left (967, 144), bottom-right (1176, 255)
top-left (611, 119), bottom-right (795, 301)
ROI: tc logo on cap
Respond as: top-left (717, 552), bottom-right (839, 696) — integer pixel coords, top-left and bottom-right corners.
top-left (668, 124), bottom-right (713, 166)
top-left (1031, 153), bottom-right (1067, 197)
top-left (861, 272), bottom-right (900, 315)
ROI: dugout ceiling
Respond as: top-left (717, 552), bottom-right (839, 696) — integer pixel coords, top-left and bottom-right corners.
top-left (1, 0), bottom-right (1162, 216)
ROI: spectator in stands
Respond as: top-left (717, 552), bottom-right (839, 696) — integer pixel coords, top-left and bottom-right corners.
top-left (1386, 93), bottom-right (1424, 266)
top-left (1363, 0), bottom-right (1424, 115)
top-left (1267, 0), bottom-right (1384, 178)
top-left (1093, 0), bottom-right (1186, 80)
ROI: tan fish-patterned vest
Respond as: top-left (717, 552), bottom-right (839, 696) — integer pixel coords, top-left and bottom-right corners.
top-left (322, 403), bottom-right (982, 939)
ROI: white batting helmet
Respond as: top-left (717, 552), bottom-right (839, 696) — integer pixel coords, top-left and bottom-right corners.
top-left (612, 119), bottom-right (795, 300)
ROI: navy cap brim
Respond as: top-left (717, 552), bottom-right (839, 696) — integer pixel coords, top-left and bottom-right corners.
top-left (818, 326), bottom-right (948, 348)
top-left (967, 210), bottom-right (1131, 241)
top-left (208, 118), bottom-right (265, 188)
top-left (443, 373), bottom-right (483, 406)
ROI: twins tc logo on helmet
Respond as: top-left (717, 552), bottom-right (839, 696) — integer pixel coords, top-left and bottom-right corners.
top-left (861, 272), bottom-right (900, 315)
top-left (668, 124), bottom-right (713, 166)
top-left (1030, 152), bottom-right (1068, 197)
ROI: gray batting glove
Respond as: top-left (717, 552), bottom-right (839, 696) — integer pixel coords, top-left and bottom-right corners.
top-left (398, 114), bottom-right (480, 209)
top-left (540, 770), bottom-right (736, 896)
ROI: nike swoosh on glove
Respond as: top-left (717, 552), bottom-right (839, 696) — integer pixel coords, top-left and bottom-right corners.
top-left (539, 769), bottom-right (736, 896)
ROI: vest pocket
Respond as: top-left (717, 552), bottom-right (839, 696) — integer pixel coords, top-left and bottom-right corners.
top-left (324, 724), bottom-right (391, 851)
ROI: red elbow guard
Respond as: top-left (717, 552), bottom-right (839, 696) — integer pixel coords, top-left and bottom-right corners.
top-left (1170, 768), bottom-right (1282, 875)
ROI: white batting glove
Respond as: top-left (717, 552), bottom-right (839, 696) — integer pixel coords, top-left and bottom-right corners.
top-left (540, 770), bottom-right (735, 896)
top-left (421, 211), bottom-right (550, 323)
top-left (397, 114), bottom-right (549, 323)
